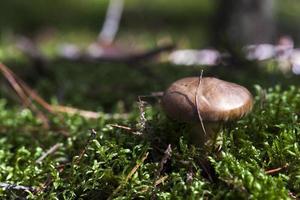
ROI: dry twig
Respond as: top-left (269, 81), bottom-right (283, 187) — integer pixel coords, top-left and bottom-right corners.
top-left (139, 92), bottom-right (164, 98)
top-left (108, 152), bottom-right (149, 200)
top-left (139, 175), bottom-right (168, 194)
top-left (109, 123), bottom-right (153, 136)
top-left (154, 175), bottom-right (168, 186)
top-left (151, 144), bottom-right (172, 199)
top-left (53, 105), bottom-right (129, 119)
top-left (109, 124), bottom-right (134, 131)
top-left (52, 105), bottom-right (100, 119)
top-left (265, 163), bottom-right (289, 175)
top-left (155, 144), bottom-right (172, 179)
top-left (73, 129), bottom-right (97, 165)
top-left (17, 35), bottom-right (175, 64)
top-left (36, 143), bottom-right (62, 164)
top-left (0, 63), bottom-right (129, 121)
top-left (0, 63), bottom-right (30, 106)
top-left (0, 63), bottom-right (50, 127)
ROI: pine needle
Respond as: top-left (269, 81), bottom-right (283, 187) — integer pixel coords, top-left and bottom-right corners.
top-left (108, 152), bottom-right (149, 200)
top-left (195, 70), bottom-right (207, 135)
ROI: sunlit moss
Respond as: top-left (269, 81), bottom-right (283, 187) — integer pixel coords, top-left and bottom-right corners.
top-left (0, 86), bottom-right (299, 198)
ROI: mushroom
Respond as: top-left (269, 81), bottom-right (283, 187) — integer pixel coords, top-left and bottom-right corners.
top-left (161, 77), bottom-right (253, 149)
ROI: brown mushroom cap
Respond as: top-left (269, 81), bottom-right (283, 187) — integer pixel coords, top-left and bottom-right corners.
top-left (161, 77), bottom-right (253, 123)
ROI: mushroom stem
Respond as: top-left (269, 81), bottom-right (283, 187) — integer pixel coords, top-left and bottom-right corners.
top-left (190, 122), bottom-right (221, 151)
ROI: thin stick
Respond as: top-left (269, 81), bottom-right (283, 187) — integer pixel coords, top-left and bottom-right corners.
top-left (52, 105), bottom-right (100, 119)
top-left (126, 153), bottom-right (148, 181)
top-left (0, 63), bottom-right (50, 127)
top-left (154, 175), bottom-right (168, 186)
top-left (36, 143), bottom-right (62, 164)
top-left (5, 66), bottom-right (53, 113)
top-left (1, 63), bottom-right (128, 120)
top-left (265, 163), bottom-right (289, 175)
top-left (138, 91), bottom-right (164, 99)
top-left (139, 175), bottom-right (168, 193)
top-left (109, 124), bottom-right (134, 131)
top-left (3, 64), bottom-right (59, 113)
top-left (151, 144), bottom-right (172, 199)
top-left (0, 63), bottom-right (31, 107)
top-left (0, 182), bottom-right (35, 192)
top-left (53, 105), bottom-right (129, 119)
top-left (108, 152), bottom-right (149, 200)
top-left (0, 63), bottom-right (50, 111)
top-left (109, 124), bottom-right (150, 136)
top-left (9, 67), bottom-right (127, 119)
top-left (35, 174), bottom-right (52, 194)
top-left (154, 144), bottom-right (172, 179)
top-left (73, 129), bottom-right (97, 165)
top-left (195, 70), bottom-right (207, 135)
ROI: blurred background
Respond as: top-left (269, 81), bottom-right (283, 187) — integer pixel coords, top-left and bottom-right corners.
top-left (1, 0), bottom-right (300, 111)
top-left (1, 0), bottom-right (300, 45)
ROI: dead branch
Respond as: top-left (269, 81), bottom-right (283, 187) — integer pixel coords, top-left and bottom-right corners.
top-left (58, 43), bottom-right (176, 63)
top-left (36, 143), bottom-right (62, 164)
top-left (17, 35), bottom-right (175, 65)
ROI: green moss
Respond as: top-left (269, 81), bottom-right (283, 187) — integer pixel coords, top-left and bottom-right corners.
top-left (0, 85), bottom-right (299, 199)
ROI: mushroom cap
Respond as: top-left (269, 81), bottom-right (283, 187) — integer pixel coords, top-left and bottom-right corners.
top-left (161, 77), bottom-right (253, 122)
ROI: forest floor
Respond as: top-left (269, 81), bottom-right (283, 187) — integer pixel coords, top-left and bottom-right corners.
top-left (1, 0), bottom-right (300, 198)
